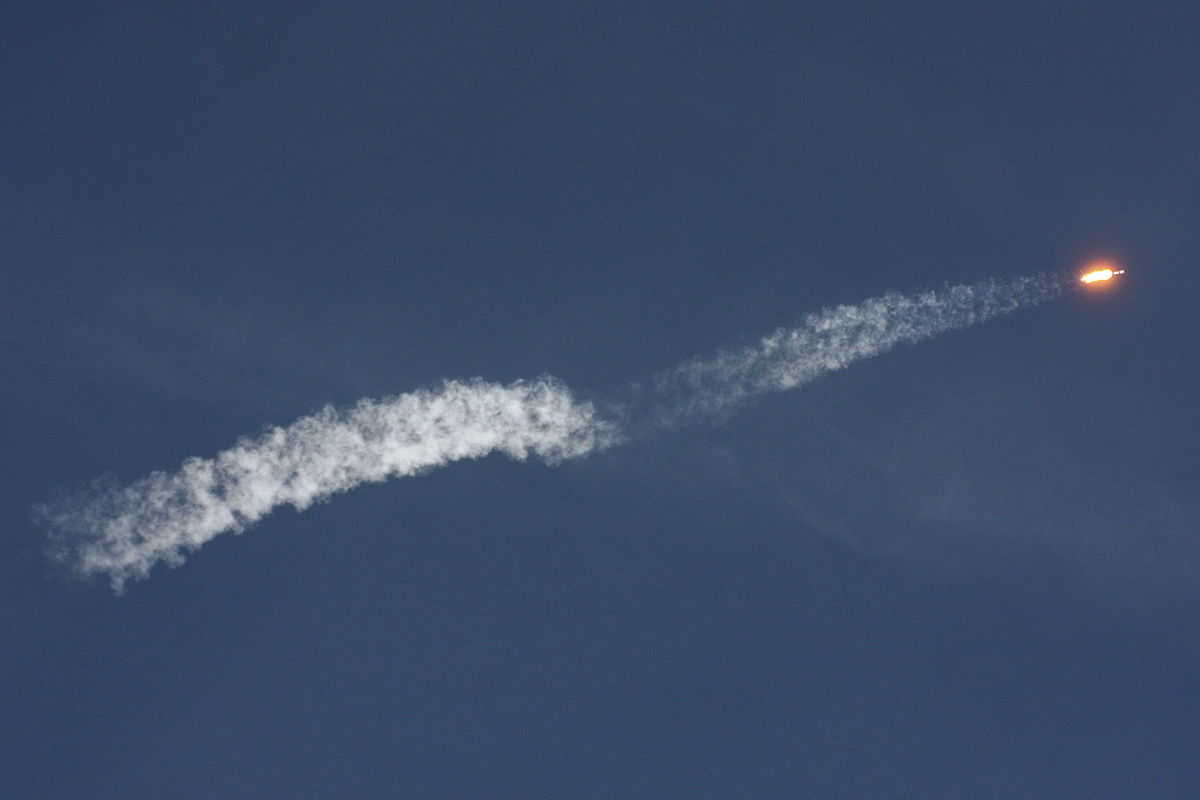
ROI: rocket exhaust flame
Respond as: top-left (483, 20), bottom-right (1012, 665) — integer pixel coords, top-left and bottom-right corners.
top-left (1081, 267), bottom-right (1125, 283)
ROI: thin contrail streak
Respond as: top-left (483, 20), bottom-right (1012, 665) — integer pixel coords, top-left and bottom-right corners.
top-left (35, 272), bottom-right (1069, 591)
top-left (645, 272), bottom-right (1067, 425)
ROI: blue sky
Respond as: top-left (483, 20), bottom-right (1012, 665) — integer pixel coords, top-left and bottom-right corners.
top-left (3, 2), bottom-right (1199, 797)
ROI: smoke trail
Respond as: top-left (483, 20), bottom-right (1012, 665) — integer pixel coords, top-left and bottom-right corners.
top-left (640, 272), bottom-right (1068, 426)
top-left (37, 379), bottom-right (619, 592)
top-left (37, 272), bottom-right (1068, 591)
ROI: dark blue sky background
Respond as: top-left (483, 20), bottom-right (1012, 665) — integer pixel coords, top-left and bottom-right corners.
top-left (3, 1), bottom-right (1199, 797)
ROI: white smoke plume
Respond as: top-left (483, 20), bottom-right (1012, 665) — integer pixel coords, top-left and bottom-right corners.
top-left (646, 272), bottom-right (1067, 424)
top-left (38, 379), bottom-right (619, 592)
top-left (37, 273), bottom-right (1068, 591)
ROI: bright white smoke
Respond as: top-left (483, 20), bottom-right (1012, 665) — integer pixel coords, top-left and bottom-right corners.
top-left (39, 378), bottom-right (619, 591)
top-left (38, 273), bottom-right (1068, 591)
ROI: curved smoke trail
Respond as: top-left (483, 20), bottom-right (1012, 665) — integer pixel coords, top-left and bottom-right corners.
top-left (644, 271), bottom-right (1068, 425)
top-left (38, 379), bottom-right (619, 592)
top-left (36, 272), bottom-right (1069, 591)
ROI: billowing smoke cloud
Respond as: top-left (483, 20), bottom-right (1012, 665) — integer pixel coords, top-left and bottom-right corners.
top-left (37, 273), bottom-right (1068, 591)
top-left (38, 379), bottom-right (619, 591)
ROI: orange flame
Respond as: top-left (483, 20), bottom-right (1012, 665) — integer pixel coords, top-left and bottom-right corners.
top-left (1080, 262), bottom-right (1125, 284)
top-left (1081, 268), bottom-right (1114, 283)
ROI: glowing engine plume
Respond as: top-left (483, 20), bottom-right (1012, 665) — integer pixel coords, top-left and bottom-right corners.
top-left (1081, 266), bottom-right (1125, 283)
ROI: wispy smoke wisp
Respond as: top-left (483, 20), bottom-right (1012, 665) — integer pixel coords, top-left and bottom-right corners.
top-left (648, 273), bottom-right (1067, 423)
top-left (38, 379), bottom-right (618, 591)
top-left (38, 273), bottom-right (1068, 591)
